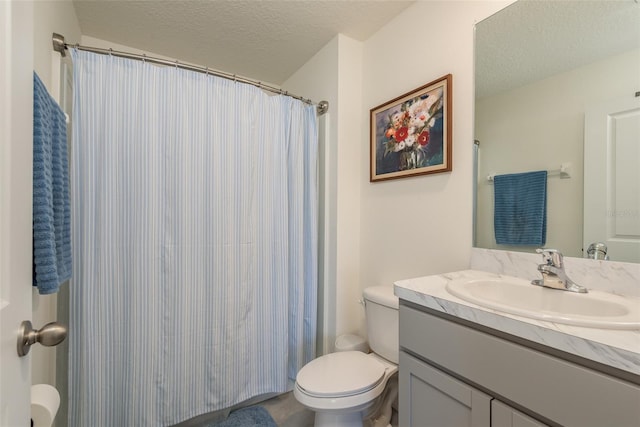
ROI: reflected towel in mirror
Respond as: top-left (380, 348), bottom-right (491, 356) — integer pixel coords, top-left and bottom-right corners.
top-left (493, 170), bottom-right (547, 246)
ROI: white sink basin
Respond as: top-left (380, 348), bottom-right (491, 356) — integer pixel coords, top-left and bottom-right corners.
top-left (445, 276), bottom-right (640, 330)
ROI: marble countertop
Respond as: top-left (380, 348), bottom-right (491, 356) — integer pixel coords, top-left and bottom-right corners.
top-left (394, 269), bottom-right (640, 377)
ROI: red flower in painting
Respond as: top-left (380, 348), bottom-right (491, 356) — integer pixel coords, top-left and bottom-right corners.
top-left (417, 130), bottom-right (430, 146)
top-left (394, 126), bottom-right (409, 142)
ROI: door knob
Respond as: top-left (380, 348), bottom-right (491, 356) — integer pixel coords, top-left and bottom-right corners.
top-left (17, 320), bottom-right (67, 357)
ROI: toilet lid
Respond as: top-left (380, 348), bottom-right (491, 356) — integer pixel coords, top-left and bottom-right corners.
top-left (296, 351), bottom-right (385, 397)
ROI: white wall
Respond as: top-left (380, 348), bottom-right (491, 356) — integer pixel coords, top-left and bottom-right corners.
top-left (33, 0), bottom-right (81, 97)
top-left (334, 36), bottom-right (365, 342)
top-left (285, 1), bottom-right (514, 342)
top-left (476, 49), bottom-right (640, 257)
top-left (358, 0), bottom-right (513, 336)
top-left (31, 0), bottom-right (81, 388)
top-left (283, 34), bottom-right (365, 351)
top-left (283, 37), bottom-right (340, 354)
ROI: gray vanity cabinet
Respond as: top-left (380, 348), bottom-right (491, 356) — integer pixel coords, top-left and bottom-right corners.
top-left (400, 350), bottom-right (492, 426)
top-left (399, 302), bottom-right (640, 427)
top-left (491, 400), bottom-right (546, 427)
top-left (400, 349), bottom-right (545, 427)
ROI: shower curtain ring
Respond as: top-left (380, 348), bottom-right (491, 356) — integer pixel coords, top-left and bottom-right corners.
top-left (109, 48), bottom-right (113, 56)
top-left (142, 54), bottom-right (146, 63)
top-left (205, 67), bottom-right (209, 75)
top-left (233, 74), bottom-right (237, 82)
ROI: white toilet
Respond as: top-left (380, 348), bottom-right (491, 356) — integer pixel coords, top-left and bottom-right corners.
top-left (294, 286), bottom-right (399, 427)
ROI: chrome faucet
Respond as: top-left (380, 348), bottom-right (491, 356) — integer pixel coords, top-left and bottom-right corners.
top-left (586, 242), bottom-right (609, 260)
top-left (532, 249), bottom-right (588, 293)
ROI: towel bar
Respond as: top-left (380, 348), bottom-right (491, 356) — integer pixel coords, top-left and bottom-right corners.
top-left (487, 162), bottom-right (571, 182)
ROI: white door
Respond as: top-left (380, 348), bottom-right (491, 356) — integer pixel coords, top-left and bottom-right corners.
top-left (584, 94), bottom-right (640, 263)
top-left (0, 1), bottom-right (34, 425)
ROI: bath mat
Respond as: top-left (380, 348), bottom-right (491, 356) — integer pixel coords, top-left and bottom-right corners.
top-left (205, 406), bottom-right (277, 427)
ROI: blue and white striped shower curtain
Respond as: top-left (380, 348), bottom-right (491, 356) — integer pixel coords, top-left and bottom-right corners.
top-left (68, 49), bottom-right (318, 426)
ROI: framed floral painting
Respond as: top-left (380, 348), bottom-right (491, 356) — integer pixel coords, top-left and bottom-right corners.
top-left (370, 74), bottom-right (452, 182)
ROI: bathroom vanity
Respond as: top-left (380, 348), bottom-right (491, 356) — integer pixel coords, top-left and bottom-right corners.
top-left (394, 270), bottom-right (640, 427)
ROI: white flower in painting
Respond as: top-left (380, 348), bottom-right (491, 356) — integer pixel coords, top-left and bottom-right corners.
top-left (405, 135), bottom-right (416, 147)
top-left (409, 116), bottom-right (424, 129)
top-left (394, 141), bottom-right (406, 152)
top-left (391, 112), bottom-right (404, 129)
top-left (407, 102), bottom-right (419, 116)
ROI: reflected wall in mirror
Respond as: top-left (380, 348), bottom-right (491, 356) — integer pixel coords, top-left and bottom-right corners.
top-left (474, 0), bottom-right (640, 262)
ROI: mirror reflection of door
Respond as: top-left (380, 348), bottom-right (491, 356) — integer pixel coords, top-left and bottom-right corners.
top-left (584, 95), bottom-right (640, 263)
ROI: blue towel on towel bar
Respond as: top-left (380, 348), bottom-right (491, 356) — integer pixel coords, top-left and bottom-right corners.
top-left (32, 72), bottom-right (72, 294)
top-left (494, 170), bottom-right (547, 246)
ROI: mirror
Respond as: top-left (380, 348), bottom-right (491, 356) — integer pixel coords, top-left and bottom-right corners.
top-left (474, 0), bottom-right (640, 262)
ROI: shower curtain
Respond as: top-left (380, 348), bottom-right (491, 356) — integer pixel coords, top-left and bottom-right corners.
top-left (68, 49), bottom-right (318, 426)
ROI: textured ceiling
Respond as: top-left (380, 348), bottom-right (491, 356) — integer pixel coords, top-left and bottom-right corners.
top-left (72, 0), bottom-right (414, 85)
top-left (476, 0), bottom-right (640, 99)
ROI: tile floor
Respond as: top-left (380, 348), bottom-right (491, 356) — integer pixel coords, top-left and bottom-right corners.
top-left (261, 392), bottom-right (315, 427)
top-left (260, 392), bottom-right (398, 427)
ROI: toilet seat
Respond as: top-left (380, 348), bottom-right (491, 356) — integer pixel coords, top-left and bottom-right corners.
top-left (294, 352), bottom-right (398, 413)
top-left (296, 351), bottom-right (386, 398)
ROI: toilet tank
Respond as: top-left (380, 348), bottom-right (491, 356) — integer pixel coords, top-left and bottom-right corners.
top-left (363, 286), bottom-right (399, 364)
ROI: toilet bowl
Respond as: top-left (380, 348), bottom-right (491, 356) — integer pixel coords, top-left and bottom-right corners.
top-left (294, 286), bottom-right (399, 427)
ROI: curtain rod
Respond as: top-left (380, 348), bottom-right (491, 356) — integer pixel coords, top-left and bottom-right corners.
top-left (52, 33), bottom-right (329, 115)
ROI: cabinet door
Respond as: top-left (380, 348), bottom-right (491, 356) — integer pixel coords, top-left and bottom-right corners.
top-left (400, 351), bottom-right (491, 427)
top-left (492, 400), bottom-right (549, 427)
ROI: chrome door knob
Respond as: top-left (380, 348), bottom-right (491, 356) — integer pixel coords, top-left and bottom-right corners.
top-left (17, 320), bottom-right (67, 357)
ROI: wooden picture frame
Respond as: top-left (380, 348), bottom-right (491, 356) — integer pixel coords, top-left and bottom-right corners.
top-left (370, 74), bottom-right (452, 182)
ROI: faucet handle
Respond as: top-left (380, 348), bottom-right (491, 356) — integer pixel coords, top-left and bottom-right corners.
top-left (536, 248), bottom-right (564, 267)
top-left (587, 242), bottom-right (609, 260)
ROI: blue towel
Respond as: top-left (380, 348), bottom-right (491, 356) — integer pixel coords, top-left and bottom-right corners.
top-left (32, 72), bottom-right (72, 294)
top-left (494, 170), bottom-right (547, 246)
